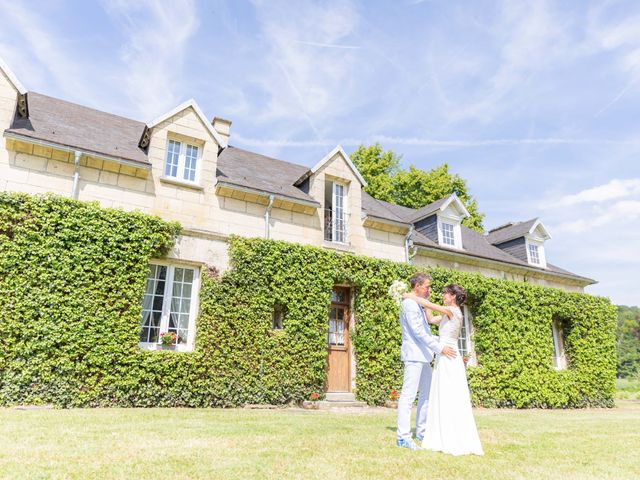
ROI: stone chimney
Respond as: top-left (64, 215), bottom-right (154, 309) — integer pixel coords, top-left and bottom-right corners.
top-left (212, 117), bottom-right (232, 147)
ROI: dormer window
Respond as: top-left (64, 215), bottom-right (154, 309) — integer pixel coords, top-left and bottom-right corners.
top-left (441, 222), bottom-right (456, 246)
top-left (437, 215), bottom-right (463, 249)
top-left (525, 236), bottom-right (547, 268)
top-left (324, 180), bottom-right (348, 244)
top-left (528, 243), bottom-right (540, 265)
top-left (164, 138), bottom-right (201, 183)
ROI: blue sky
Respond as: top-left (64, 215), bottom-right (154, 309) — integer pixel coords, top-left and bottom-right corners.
top-left (1, 0), bottom-right (639, 305)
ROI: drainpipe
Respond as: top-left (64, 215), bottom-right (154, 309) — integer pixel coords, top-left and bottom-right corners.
top-left (71, 150), bottom-right (81, 200)
top-left (264, 194), bottom-right (275, 238)
top-left (405, 225), bottom-right (416, 263)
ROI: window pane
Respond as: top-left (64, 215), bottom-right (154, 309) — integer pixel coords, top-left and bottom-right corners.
top-left (442, 223), bottom-right (455, 246)
top-left (183, 144), bottom-right (198, 182)
top-left (164, 140), bottom-right (180, 178)
top-left (168, 267), bottom-right (195, 345)
top-left (139, 265), bottom-right (167, 343)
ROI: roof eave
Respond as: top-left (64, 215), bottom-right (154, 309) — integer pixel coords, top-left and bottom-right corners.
top-left (3, 130), bottom-right (151, 169)
top-left (215, 180), bottom-right (320, 208)
top-left (414, 243), bottom-right (595, 287)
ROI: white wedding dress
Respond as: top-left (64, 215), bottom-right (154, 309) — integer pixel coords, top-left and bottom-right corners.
top-left (422, 306), bottom-right (484, 455)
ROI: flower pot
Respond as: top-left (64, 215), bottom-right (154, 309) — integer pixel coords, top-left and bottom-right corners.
top-left (302, 400), bottom-right (320, 410)
top-left (159, 344), bottom-right (176, 351)
top-left (384, 400), bottom-right (398, 409)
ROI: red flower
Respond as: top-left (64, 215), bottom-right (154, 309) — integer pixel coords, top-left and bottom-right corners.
top-left (389, 390), bottom-right (399, 401)
top-left (309, 392), bottom-right (321, 401)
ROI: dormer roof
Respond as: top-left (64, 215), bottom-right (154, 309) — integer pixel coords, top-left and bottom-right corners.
top-left (410, 193), bottom-right (471, 223)
top-left (147, 99), bottom-right (227, 148)
top-left (295, 145), bottom-right (367, 187)
top-left (486, 218), bottom-right (551, 245)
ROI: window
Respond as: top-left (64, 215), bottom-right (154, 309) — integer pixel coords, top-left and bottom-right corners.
top-left (442, 222), bottom-right (455, 246)
top-left (528, 243), bottom-right (540, 265)
top-left (457, 306), bottom-right (476, 366)
top-left (139, 263), bottom-right (199, 350)
top-left (164, 139), bottom-right (200, 183)
top-left (552, 318), bottom-right (567, 370)
top-left (272, 303), bottom-right (287, 330)
top-left (324, 181), bottom-right (348, 243)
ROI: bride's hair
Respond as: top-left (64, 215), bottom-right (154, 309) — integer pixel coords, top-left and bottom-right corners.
top-left (443, 284), bottom-right (467, 306)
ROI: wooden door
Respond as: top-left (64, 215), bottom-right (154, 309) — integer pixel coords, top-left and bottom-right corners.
top-left (326, 287), bottom-right (351, 392)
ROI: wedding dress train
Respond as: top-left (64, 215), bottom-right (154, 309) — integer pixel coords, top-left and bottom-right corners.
top-left (422, 306), bottom-right (484, 456)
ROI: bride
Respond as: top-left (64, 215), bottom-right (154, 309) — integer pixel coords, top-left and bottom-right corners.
top-left (403, 284), bottom-right (483, 456)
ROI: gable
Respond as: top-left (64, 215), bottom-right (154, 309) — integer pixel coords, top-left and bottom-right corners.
top-left (147, 99), bottom-right (226, 148)
top-left (298, 145), bottom-right (367, 186)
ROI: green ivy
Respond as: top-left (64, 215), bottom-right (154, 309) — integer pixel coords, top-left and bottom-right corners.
top-left (0, 192), bottom-right (616, 408)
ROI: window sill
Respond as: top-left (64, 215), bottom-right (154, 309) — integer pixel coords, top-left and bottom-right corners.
top-left (323, 241), bottom-right (351, 252)
top-left (139, 342), bottom-right (194, 353)
top-left (160, 176), bottom-right (204, 190)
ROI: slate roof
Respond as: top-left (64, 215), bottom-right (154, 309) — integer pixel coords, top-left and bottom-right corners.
top-left (486, 218), bottom-right (539, 245)
top-left (360, 191), bottom-right (409, 224)
top-left (2, 89), bottom-right (591, 283)
top-left (5, 92), bottom-right (149, 165)
top-left (216, 146), bottom-right (319, 205)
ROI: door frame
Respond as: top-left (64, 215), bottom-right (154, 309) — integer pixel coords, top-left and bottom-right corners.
top-left (326, 285), bottom-right (355, 393)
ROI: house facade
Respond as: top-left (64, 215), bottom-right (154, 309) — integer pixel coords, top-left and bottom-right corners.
top-left (0, 59), bottom-right (594, 395)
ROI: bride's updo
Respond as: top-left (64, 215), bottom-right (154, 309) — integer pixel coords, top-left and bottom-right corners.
top-left (443, 284), bottom-right (467, 306)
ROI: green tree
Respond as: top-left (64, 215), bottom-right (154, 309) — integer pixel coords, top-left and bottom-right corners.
top-left (351, 144), bottom-right (485, 232)
top-left (617, 305), bottom-right (640, 378)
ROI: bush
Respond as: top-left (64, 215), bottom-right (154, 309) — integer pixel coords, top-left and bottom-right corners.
top-left (0, 192), bottom-right (616, 407)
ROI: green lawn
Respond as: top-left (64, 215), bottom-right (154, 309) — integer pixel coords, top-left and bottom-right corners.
top-left (1, 402), bottom-right (639, 480)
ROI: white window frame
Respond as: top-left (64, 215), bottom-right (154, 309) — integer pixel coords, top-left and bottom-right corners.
top-left (333, 182), bottom-right (348, 244)
top-left (138, 262), bottom-right (200, 352)
top-left (163, 137), bottom-right (203, 185)
top-left (525, 236), bottom-right (547, 268)
top-left (552, 318), bottom-right (567, 370)
top-left (458, 306), bottom-right (477, 366)
top-left (437, 213), bottom-right (463, 249)
top-left (325, 180), bottom-right (349, 244)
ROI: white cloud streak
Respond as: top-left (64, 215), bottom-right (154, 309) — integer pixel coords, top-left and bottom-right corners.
top-left (101, 0), bottom-right (199, 119)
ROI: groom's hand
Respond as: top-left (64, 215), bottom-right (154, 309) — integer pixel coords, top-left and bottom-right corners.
top-left (441, 346), bottom-right (456, 358)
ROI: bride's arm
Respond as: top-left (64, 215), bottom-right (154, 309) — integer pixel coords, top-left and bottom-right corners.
top-left (403, 293), bottom-right (453, 319)
top-left (423, 307), bottom-right (441, 325)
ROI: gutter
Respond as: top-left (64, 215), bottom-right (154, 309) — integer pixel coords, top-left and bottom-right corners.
top-left (405, 225), bottom-right (417, 263)
top-left (215, 180), bottom-right (320, 209)
top-left (71, 150), bottom-right (81, 199)
top-left (265, 194), bottom-right (274, 239)
top-left (3, 131), bottom-right (151, 171)
top-left (413, 243), bottom-right (596, 286)
top-left (362, 214), bottom-right (411, 231)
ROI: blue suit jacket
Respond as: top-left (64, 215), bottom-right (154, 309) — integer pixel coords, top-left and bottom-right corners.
top-left (400, 298), bottom-right (443, 362)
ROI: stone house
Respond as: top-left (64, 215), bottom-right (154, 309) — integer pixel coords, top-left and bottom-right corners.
top-left (0, 58), bottom-right (592, 394)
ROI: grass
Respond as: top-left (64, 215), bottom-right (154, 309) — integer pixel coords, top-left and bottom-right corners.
top-left (616, 377), bottom-right (640, 399)
top-left (0, 402), bottom-right (639, 480)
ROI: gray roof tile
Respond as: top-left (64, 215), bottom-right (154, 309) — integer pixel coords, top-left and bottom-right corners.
top-left (216, 146), bottom-right (319, 205)
top-left (5, 92), bottom-right (149, 165)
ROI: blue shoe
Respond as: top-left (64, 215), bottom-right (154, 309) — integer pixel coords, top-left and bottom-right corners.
top-left (415, 434), bottom-right (424, 442)
top-left (396, 438), bottom-right (420, 451)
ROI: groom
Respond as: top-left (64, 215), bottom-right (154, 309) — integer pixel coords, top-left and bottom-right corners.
top-left (396, 272), bottom-right (456, 450)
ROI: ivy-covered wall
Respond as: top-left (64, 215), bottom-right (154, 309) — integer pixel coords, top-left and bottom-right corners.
top-left (0, 193), bottom-right (616, 408)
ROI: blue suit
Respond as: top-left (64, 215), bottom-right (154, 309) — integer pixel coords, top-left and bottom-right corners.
top-left (397, 298), bottom-right (443, 442)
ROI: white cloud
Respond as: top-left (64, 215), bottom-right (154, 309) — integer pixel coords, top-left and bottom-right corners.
top-left (556, 179), bottom-right (640, 206)
top-left (0, 1), bottom-right (98, 104)
top-left (554, 199), bottom-right (640, 234)
top-left (101, 0), bottom-right (199, 119)
top-left (250, 0), bottom-right (361, 135)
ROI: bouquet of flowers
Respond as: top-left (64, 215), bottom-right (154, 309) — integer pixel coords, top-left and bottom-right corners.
top-left (388, 280), bottom-right (409, 305)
